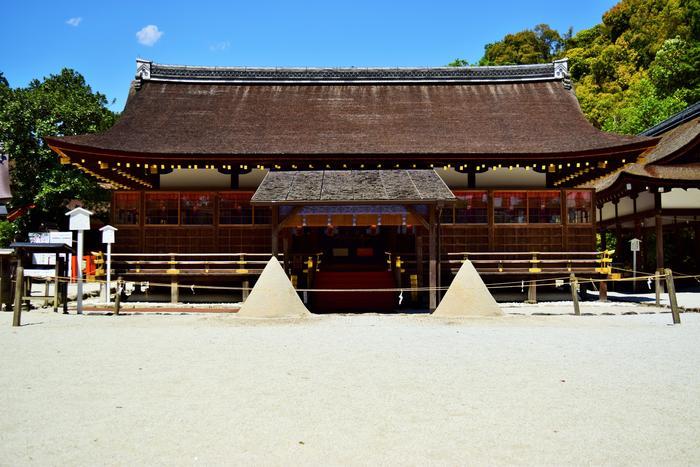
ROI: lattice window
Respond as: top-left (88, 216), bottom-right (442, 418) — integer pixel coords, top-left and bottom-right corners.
top-left (494, 192), bottom-right (527, 224)
top-left (566, 191), bottom-right (592, 224)
top-left (455, 191), bottom-right (488, 224)
top-left (113, 192), bottom-right (140, 225)
top-left (145, 193), bottom-right (179, 225)
top-left (180, 193), bottom-right (214, 225)
top-left (528, 191), bottom-right (562, 224)
top-left (219, 192), bottom-right (254, 225)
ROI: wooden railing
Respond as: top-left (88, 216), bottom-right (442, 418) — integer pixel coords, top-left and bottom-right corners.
top-left (108, 252), bottom-right (283, 303)
top-left (444, 251), bottom-right (614, 276)
top-left (110, 252), bottom-right (283, 277)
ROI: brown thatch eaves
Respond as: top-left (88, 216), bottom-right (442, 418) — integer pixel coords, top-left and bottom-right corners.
top-left (251, 170), bottom-right (456, 204)
top-left (46, 62), bottom-right (655, 160)
top-left (589, 117), bottom-right (700, 194)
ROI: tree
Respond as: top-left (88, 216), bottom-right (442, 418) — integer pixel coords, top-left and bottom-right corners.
top-left (0, 69), bottom-right (117, 236)
top-left (478, 24), bottom-right (567, 66)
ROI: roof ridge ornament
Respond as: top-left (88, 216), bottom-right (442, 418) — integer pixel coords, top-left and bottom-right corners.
top-left (134, 59), bottom-right (152, 90)
top-left (553, 58), bottom-right (572, 90)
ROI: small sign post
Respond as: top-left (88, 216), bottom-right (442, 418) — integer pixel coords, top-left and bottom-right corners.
top-left (99, 225), bottom-right (117, 304)
top-left (66, 207), bottom-right (93, 314)
top-left (629, 238), bottom-right (641, 292)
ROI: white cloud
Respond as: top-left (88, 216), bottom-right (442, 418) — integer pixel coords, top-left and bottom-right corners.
top-left (136, 25), bottom-right (164, 46)
top-left (209, 41), bottom-right (231, 52)
top-left (66, 17), bottom-right (82, 27)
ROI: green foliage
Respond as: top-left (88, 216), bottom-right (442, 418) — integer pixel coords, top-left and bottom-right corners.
top-left (602, 77), bottom-right (687, 134)
top-left (0, 220), bottom-right (18, 248)
top-left (453, 0), bottom-right (700, 134)
top-left (479, 24), bottom-right (568, 66)
top-left (447, 58), bottom-right (470, 67)
top-left (0, 69), bottom-right (117, 236)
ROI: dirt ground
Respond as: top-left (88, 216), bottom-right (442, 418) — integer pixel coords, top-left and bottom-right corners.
top-left (1, 306), bottom-right (699, 465)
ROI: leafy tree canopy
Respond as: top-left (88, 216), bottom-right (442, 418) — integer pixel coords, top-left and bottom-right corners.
top-left (448, 0), bottom-right (700, 134)
top-left (0, 69), bottom-right (117, 238)
top-left (479, 24), bottom-right (570, 66)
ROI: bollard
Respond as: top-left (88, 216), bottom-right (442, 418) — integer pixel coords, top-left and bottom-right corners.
top-left (113, 277), bottom-right (122, 315)
top-left (12, 266), bottom-right (24, 327)
top-left (664, 269), bottom-right (681, 325)
top-left (655, 268), bottom-right (663, 307)
top-left (570, 273), bottom-right (580, 316)
top-left (527, 279), bottom-right (537, 304)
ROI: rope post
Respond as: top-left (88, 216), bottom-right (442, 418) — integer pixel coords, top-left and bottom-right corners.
top-left (242, 280), bottom-right (250, 302)
top-left (655, 268), bottom-right (663, 306)
top-left (12, 266), bottom-right (24, 327)
top-left (664, 269), bottom-right (681, 325)
top-left (113, 277), bottom-right (122, 316)
top-left (570, 273), bottom-right (580, 316)
top-left (527, 279), bottom-right (537, 304)
top-left (598, 280), bottom-right (608, 302)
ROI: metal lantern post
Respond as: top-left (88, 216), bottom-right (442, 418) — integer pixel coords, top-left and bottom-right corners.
top-left (66, 207), bottom-right (93, 314)
top-left (99, 225), bottom-right (117, 304)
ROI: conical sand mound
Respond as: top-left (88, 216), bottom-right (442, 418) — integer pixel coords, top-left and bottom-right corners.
top-left (237, 257), bottom-right (311, 318)
top-left (433, 259), bottom-right (503, 317)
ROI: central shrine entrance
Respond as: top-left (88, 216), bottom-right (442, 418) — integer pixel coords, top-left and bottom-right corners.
top-left (285, 208), bottom-right (419, 312)
top-left (252, 169), bottom-right (455, 312)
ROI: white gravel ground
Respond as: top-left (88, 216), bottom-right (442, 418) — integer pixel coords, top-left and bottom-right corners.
top-left (1, 307), bottom-right (699, 465)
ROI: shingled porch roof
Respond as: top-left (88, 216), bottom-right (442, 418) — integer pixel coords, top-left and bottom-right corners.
top-left (250, 169), bottom-right (456, 205)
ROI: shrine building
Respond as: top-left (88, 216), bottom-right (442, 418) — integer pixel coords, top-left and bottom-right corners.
top-left (45, 58), bottom-right (661, 310)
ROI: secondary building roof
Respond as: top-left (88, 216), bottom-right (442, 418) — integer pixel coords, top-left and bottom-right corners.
top-left (590, 111), bottom-right (700, 202)
top-left (251, 169), bottom-right (456, 205)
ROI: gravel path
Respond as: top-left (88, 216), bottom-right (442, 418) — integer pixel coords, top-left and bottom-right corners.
top-left (1, 308), bottom-right (699, 465)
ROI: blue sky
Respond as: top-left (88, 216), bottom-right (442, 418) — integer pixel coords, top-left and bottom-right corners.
top-left (2, 0), bottom-right (617, 111)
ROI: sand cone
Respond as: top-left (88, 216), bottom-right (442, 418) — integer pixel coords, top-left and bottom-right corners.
top-left (237, 256), bottom-right (311, 318)
top-left (433, 259), bottom-right (503, 317)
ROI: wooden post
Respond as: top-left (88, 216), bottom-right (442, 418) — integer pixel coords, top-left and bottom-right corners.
top-left (53, 255), bottom-right (61, 313)
top-left (12, 266), bottom-right (24, 327)
top-left (242, 279), bottom-right (250, 302)
top-left (415, 234), bottom-right (424, 290)
top-left (599, 280), bottom-right (608, 302)
top-left (570, 273), bottom-right (580, 316)
top-left (527, 279), bottom-right (537, 304)
top-left (113, 277), bottom-right (122, 315)
top-left (664, 268), bottom-right (680, 324)
top-left (271, 206), bottom-right (279, 257)
top-left (428, 205), bottom-right (437, 311)
top-left (170, 276), bottom-right (179, 304)
top-left (655, 192), bottom-right (664, 271)
top-left (655, 268), bottom-right (663, 306)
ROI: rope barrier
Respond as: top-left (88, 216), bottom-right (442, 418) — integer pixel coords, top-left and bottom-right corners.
top-left (15, 270), bottom-right (694, 295)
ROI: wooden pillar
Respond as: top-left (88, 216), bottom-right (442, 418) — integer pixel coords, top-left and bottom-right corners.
top-left (654, 192), bottom-right (664, 271)
top-left (271, 205), bottom-right (279, 256)
top-left (487, 189), bottom-right (495, 251)
top-left (429, 205), bottom-right (437, 311)
top-left (415, 234), bottom-right (424, 288)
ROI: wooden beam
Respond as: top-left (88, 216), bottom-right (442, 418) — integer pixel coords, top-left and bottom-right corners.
top-left (277, 206), bottom-right (303, 231)
top-left (405, 205), bottom-right (429, 229)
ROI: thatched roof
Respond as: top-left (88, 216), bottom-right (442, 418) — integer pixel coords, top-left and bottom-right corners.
top-left (251, 170), bottom-right (455, 204)
top-left (46, 60), bottom-right (654, 159)
top-left (590, 117), bottom-right (700, 194)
